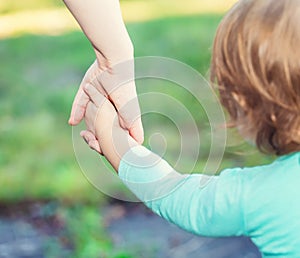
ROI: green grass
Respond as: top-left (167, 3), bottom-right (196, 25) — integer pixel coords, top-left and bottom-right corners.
top-left (0, 0), bottom-right (64, 14)
top-left (0, 14), bottom-right (274, 203)
top-left (129, 15), bottom-right (219, 73)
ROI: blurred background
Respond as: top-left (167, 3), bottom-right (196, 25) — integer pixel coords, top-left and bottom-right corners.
top-left (0, 0), bottom-right (271, 257)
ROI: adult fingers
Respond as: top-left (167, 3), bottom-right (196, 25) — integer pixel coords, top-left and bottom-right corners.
top-left (68, 63), bottom-right (95, 125)
top-left (102, 60), bottom-right (144, 144)
top-left (83, 84), bottom-right (107, 108)
top-left (85, 101), bottom-right (99, 134)
top-left (68, 88), bottom-right (90, 125)
top-left (117, 99), bottom-right (144, 144)
top-left (85, 59), bottom-right (144, 143)
top-left (128, 118), bottom-right (144, 144)
top-left (69, 61), bottom-right (106, 125)
top-left (111, 84), bottom-right (144, 144)
top-left (84, 60), bottom-right (108, 97)
top-left (80, 130), bottom-right (102, 154)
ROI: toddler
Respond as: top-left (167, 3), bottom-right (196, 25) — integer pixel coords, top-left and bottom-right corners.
top-left (81, 0), bottom-right (300, 257)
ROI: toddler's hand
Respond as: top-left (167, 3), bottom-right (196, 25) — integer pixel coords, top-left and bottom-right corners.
top-left (80, 83), bottom-right (119, 151)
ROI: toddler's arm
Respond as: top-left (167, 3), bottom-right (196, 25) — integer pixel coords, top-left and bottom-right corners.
top-left (82, 85), bottom-right (246, 238)
top-left (119, 148), bottom-right (246, 237)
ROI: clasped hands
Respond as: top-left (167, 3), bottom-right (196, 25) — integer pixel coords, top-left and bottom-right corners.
top-left (69, 59), bottom-right (142, 171)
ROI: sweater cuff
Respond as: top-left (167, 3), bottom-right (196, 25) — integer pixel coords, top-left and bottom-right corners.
top-left (119, 146), bottom-right (173, 183)
top-left (118, 146), bottom-right (184, 202)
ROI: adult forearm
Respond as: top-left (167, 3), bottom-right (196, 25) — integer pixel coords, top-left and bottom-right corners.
top-left (63, 0), bottom-right (134, 63)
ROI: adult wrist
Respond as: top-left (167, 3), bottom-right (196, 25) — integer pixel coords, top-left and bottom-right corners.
top-left (94, 42), bottom-right (134, 67)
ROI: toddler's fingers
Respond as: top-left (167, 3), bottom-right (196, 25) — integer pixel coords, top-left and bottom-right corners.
top-left (80, 130), bottom-right (102, 154)
top-left (83, 84), bottom-right (107, 108)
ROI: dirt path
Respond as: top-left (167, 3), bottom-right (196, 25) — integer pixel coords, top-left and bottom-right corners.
top-left (0, 202), bottom-right (261, 258)
top-left (0, 202), bottom-right (69, 258)
top-left (104, 202), bottom-right (261, 258)
top-left (0, 217), bottom-right (47, 258)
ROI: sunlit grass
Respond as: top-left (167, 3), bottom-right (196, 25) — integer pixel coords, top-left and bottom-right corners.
top-left (122, 0), bottom-right (238, 21)
top-left (0, 9), bottom-right (80, 39)
top-left (0, 0), bottom-right (238, 39)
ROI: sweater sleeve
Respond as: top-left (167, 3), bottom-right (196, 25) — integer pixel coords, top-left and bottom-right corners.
top-left (119, 146), bottom-right (246, 237)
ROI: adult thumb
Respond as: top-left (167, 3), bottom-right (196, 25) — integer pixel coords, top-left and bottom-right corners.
top-left (117, 97), bottom-right (144, 144)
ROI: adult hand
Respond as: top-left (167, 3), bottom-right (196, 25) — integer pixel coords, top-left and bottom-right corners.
top-left (63, 0), bottom-right (143, 143)
top-left (69, 51), bottom-right (144, 144)
top-left (80, 83), bottom-right (138, 171)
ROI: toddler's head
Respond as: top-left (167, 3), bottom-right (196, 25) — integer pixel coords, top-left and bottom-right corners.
top-left (211, 0), bottom-right (300, 155)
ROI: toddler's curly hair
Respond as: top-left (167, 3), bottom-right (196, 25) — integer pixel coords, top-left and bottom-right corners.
top-left (211, 0), bottom-right (300, 155)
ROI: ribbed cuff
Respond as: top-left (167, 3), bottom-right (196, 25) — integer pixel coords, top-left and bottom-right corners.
top-left (118, 146), bottom-right (187, 202)
top-left (119, 145), bottom-right (173, 184)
